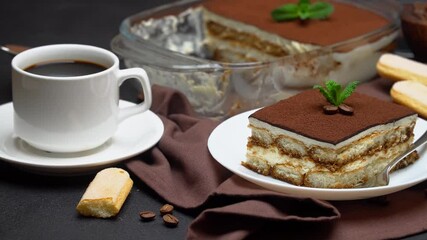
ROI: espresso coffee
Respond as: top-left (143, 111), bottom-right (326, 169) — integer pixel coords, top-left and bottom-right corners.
top-left (25, 60), bottom-right (107, 77)
top-left (13, 44), bottom-right (152, 153)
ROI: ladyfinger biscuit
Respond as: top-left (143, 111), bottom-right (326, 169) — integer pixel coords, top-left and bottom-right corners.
top-left (76, 168), bottom-right (133, 218)
top-left (390, 80), bottom-right (427, 118)
top-left (377, 53), bottom-right (427, 85)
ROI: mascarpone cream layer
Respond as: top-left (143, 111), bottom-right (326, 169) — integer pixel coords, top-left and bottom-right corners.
top-left (201, 7), bottom-right (318, 57)
top-left (245, 138), bottom-right (414, 188)
top-left (248, 114), bottom-right (417, 165)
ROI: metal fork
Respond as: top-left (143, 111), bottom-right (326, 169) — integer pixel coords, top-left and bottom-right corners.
top-left (362, 130), bottom-right (427, 188)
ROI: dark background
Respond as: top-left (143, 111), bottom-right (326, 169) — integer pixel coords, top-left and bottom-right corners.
top-left (0, 0), bottom-right (425, 239)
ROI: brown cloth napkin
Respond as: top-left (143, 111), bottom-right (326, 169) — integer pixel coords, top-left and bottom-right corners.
top-left (126, 82), bottom-right (427, 240)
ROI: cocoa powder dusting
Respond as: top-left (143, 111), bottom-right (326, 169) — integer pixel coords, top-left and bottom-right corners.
top-left (250, 90), bottom-right (416, 145)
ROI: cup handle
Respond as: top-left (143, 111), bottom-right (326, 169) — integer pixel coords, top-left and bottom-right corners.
top-left (116, 68), bottom-right (152, 122)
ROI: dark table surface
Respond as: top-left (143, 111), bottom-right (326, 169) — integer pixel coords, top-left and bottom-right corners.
top-left (0, 0), bottom-right (426, 239)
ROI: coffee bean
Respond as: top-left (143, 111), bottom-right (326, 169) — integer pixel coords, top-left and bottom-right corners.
top-left (160, 204), bottom-right (174, 215)
top-left (163, 214), bottom-right (179, 227)
top-left (323, 104), bottom-right (338, 115)
top-left (139, 211), bottom-right (156, 221)
top-left (338, 104), bottom-right (354, 115)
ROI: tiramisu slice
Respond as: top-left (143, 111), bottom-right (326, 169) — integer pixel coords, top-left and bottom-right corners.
top-left (243, 89), bottom-right (418, 188)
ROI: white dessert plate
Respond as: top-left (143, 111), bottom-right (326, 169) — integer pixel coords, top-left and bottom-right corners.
top-left (208, 109), bottom-right (427, 201)
top-left (0, 101), bottom-right (164, 175)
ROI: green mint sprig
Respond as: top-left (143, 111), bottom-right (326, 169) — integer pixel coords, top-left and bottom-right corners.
top-left (271, 0), bottom-right (334, 22)
top-left (313, 80), bottom-right (359, 106)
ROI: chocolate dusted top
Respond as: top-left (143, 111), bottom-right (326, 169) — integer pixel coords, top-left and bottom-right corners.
top-left (250, 90), bottom-right (416, 144)
top-left (203, 0), bottom-right (390, 46)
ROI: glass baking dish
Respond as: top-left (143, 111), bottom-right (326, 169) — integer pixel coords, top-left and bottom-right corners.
top-left (111, 0), bottom-right (401, 119)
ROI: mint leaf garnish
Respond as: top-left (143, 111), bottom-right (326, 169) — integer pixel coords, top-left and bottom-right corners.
top-left (313, 80), bottom-right (359, 106)
top-left (308, 2), bottom-right (334, 19)
top-left (271, 4), bottom-right (299, 21)
top-left (337, 81), bottom-right (359, 105)
top-left (272, 0), bottom-right (334, 22)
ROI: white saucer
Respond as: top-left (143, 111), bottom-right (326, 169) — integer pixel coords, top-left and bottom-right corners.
top-left (208, 109), bottom-right (427, 201)
top-left (0, 101), bottom-right (164, 175)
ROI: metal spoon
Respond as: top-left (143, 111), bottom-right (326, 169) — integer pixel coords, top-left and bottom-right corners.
top-left (1, 44), bottom-right (29, 55)
top-left (362, 130), bottom-right (427, 188)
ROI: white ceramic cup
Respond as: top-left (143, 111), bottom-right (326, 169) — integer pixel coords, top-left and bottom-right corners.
top-left (12, 44), bottom-right (152, 152)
